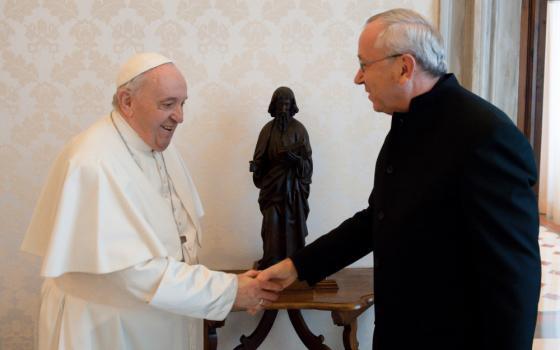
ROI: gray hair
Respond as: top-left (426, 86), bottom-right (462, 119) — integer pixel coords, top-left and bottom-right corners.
top-left (111, 73), bottom-right (148, 111)
top-left (366, 8), bottom-right (447, 77)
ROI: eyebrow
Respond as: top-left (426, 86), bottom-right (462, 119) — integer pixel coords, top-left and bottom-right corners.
top-left (159, 97), bottom-right (187, 104)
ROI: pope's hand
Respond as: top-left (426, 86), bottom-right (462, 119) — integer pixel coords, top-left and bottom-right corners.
top-left (256, 258), bottom-right (298, 289)
top-left (233, 270), bottom-right (282, 315)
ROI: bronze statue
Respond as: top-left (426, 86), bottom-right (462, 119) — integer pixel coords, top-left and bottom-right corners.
top-left (250, 87), bottom-right (312, 269)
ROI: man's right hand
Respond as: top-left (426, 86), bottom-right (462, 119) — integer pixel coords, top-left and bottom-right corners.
top-left (233, 270), bottom-right (282, 314)
top-left (257, 258), bottom-right (298, 289)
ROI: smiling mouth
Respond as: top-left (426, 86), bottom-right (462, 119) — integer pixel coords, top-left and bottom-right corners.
top-left (161, 125), bottom-right (174, 132)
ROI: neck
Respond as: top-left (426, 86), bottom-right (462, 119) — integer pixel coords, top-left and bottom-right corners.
top-left (398, 72), bottom-right (440, 113)
top-left (412, 73), bottom-right (440, 98)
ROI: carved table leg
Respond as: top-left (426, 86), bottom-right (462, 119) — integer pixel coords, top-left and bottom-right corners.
top-left (234, 309), bottom-right (278, 349)
top-left (287, 309), bottom-right (331, 350)
top-left (332, 309), bottom-right (369, 350)
top-left (204, 319), bottom-right (225, 350)
top-left (342, 319), bottom-right (358, 350)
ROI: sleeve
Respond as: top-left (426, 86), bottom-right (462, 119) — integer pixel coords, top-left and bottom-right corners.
top-left (461, 123), bottom-right (540, 350)
top-left (296, 126), bottom-right (313, 184)
top-left (251, 124), bottom-right (270, 189)
top-left (111, 257), bottom-right (238, 321)
top-left (291, 195), bottom-right (375, 285)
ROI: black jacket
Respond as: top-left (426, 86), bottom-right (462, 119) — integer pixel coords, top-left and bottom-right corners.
top-left (291, 74), bottom-right (540, 350)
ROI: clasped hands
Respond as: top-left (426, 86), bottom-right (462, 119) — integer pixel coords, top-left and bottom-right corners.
top-left (233, 259), bottom-right (299, 315)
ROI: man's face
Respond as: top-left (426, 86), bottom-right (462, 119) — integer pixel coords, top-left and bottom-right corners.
top-left (353, 21), bottom-right (404, 115)
top-left (126, 63), bottom-right (187, 151)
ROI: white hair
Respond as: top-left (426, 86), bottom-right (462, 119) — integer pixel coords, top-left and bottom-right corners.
top-left (367, 8), bottom-right (447, 77)
top-left (111, 72), bottom-right (148, 111)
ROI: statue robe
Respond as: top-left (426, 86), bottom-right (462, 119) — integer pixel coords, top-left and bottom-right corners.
top-left (252, 117), bottom-right (312, 268)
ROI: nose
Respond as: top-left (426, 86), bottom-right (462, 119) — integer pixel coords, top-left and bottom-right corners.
top-left (173, 104), bottom-right (184, 123)
top-left (354, 68), bottom-right (364, 85)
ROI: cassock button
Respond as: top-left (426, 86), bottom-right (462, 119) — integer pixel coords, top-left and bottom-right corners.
top-left (386, 165), bottom-right (394, 174)
top-left (377, 211), bottom-right (385, 221)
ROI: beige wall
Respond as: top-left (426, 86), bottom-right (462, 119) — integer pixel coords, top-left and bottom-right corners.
top-left (0, 1), bottom-right (438, 348)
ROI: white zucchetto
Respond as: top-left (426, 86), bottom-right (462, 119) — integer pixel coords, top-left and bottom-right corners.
top-left (116, 52), bottom-right (173, 88)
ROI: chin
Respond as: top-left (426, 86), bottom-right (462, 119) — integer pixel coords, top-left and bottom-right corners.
top-left (155, 144), bottom-right (170, 151)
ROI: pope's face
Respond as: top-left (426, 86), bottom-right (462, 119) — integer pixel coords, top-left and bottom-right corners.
top-left (127, 63), bottom-right (187, 151)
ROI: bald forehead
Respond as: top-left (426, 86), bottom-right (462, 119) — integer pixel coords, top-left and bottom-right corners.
top-left (361, 20), bottom-right (386, 47)
top-left (358, 20), bottom-right (387, 59)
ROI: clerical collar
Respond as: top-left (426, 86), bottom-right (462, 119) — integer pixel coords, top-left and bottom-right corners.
top-left (111, 110), bottom-right (153, 154)
top-left (405, 73), bottom-right (457, 115)
top-left (390, 74), bottom-right (458, 130)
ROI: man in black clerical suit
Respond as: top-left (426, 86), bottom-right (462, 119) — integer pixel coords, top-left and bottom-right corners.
top-left (258, 8), bottom-right (540, 350)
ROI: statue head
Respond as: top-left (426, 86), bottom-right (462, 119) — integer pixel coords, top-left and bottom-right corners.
top-left (268, 86), bottom-right (299, 118)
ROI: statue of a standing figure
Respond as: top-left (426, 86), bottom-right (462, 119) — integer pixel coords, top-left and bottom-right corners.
top-left (250, 87), bottom-right (312, 269)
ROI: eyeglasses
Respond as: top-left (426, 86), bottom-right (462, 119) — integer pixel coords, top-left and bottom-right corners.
top-left (359, 53), bottom-right (403, 72)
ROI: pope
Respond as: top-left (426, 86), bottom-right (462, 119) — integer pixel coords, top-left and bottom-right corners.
top-left (21, 52), bottom-right (281, 350)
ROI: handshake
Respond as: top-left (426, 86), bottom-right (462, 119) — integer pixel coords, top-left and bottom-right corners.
top-left (232, 259), bottom-right (298, 315)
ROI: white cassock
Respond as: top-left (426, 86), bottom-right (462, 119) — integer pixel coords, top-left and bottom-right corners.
top-left (21, 112), bottom-right (237, 350)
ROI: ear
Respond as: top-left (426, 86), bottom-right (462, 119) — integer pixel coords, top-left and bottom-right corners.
top-left (117, 88), bottom-right (134, 118)
top-left (397, 54), bottom-right (416, 84)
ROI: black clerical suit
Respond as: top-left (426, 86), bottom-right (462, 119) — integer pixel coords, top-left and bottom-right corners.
top-left (291, 74), bottom-right (540, 350)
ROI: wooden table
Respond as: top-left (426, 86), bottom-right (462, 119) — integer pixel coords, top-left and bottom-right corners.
top-left (204, 268), bottom-right (374, 350)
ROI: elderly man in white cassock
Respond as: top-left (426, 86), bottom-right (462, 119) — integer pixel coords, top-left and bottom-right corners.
top-left (21, 52), bottom-right (281, 350)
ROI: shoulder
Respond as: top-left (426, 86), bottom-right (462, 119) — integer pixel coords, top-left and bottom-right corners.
top-left (442, 88), bottom-right (537, 177)
top-left (257, 119), bottom-right (274, 137)
top-left (289, 118), bottom-right (309, 134)
top-left (290, 117), bottom-right (306, 128)
top-left (439, 84), bottom-right (524, 150)
top-left (57, 115), bottom-right (122, 172)
top-left (262, 119), bottom-right (274, 130)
